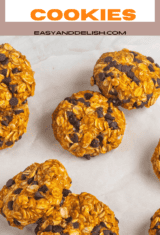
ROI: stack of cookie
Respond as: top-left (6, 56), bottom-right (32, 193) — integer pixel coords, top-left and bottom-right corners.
top-left (0, 159), bottom-right (119, 235)
top-left (0, 43), bottom-right (35, 150)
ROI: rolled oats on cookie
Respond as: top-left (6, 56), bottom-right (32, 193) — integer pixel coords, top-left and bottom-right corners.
top-left (52, 90), bottom-right (126, 159)
top-left (91, 49), bottom-right (160, 110)
top-left (149, 208), bottom-right (160, 235)
top-left (0, 101), bottom-right (29, 150)
top-left (0, 159), bottom-right (72, 229)
top-left (0, 43), bottom-right (35, 109)
top-left (35, 192), bottom-right (119, 235)
top-left (151, 139), bottom-right (160, 180)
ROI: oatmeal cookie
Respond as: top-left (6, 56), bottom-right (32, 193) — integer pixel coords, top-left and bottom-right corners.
top-left (52, 90), bottom-right (126, 159)
top-left (149, 208), bottom-right (160, 235)
top-left (90, 49), bottom-right (160, 110)
top-left (0, 101), bottom-right (29, 150)
top-left (0, 159), bottom-right (72, 229)
top-left (35, 192), bottom-right (119, 235)
top-left (0, 43), bottom-right (35, 109)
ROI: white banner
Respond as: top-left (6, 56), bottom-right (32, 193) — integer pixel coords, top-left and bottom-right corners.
top-left (5, 0), bottom-right (155, 22)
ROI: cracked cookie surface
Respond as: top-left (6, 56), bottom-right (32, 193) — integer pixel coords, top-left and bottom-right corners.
top-left (52, 91), bottom-right (126, 159)
top-left (0, 159), bottom-right (72, 229)
top-left (0, 43), bottom-right (35, 109)
top-left (91, 48), bottom-right (160, 110)
top-left (0, 101), bottom-right (29, 150)
top-left (35, 192), bottom-right (119, 235)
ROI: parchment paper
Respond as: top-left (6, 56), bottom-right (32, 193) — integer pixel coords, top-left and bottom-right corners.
top-left (0, 36), bottom-right (160, 235)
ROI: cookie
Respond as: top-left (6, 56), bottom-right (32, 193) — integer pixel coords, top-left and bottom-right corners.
top-left (52, 90), bottom-right (126, 159)
top-left (0, 101), bottom-right (29, 150)
top-left (90, 48), bottom-right (160, 110)
top-left (0, 43), bottom-right (35, 109)
top-left (35, 192), bottom-right (119, 235)
top-left (0, 159), bottom-right (72, 229)
top-left (151, 139), bottom-right (160, 180)
top-left (149, 208), bottom-right (160, 235)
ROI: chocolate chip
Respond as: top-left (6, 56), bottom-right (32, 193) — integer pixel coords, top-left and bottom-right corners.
top-left (6, 179), bottom-right (15, 188)
top-left (97, 134), bottom-right (103, 143)
top-left (77, 98), bottom-right (90, 107)
top-left (152, 78), bottom-right (156, 85)
top-left (32, 181), bottom-right (38, 185)
top-left (0, 140), bottom-right (3, 147)
top-left (9, 97), bottom-right (18, 106)
top-left (12, 68), bottom-right (20, 74)
top-left (109, 98), bottom-right (122, 106)
top-left (90, 139), bottom-right (100, 148)
top-left (115, 64), bottom-right (122, 71)
top-left (67, 112), bottom-right (80, 131)
top-left (109, 122), bottom-right (119, 130)
top-left (45, 225), bottom-right (53, 232)
top-left (38, 185), bottom-right (48, 193)
top-left (34, 192), bottom-right (44, 200)
top-left (27, 177), bottom-right (34, 184)
top-left (21, 174), bottom-right (26, 180)
top-left (147, 57), bottom-right (154, 63)
top-left (70, 133), bottom-right (78, 143)
top-left (13, 188), bottom-right (23, 194)
top-left (127, 71), bottom-right (134, 79)
top-left (1, 210), bottom-right (5, 217)
top-left (63, 189), bottom-right (71, 197)
top-left (65, 98), bottom-right (77, 105)
top-left (104, 56), bottom-right (112, 63)
top-left (6, 116), bottom-right (13, 123)
top-left (147, 93), bottom-right (153, 100)
top-left (0, 69), bottom-right (7, 76)
top-left (156, 230), bottom-right (160, 235)
top-left (84, 93), bottom-right (93, 100)
top-left (96, 107), bottom-right (103, 118)
top-left (14, 110), bottom-right (24, 115)
top-left (148, 64), bottom-right (155, 72)
top-left (66, 217), bottom-right (72, 223)
top-left (132, 76), bottom-right (140, 85)
top-left (99, 73), bottom-right (106, 81)
top-left (0, 53), bottom-right (6, 61)
top-left (100, 222), bottom-right (107, 228)
top-left (22, 99), bottom-right (27, 105)
top-left (9, 84), bottom-right (17, 94)
top-left (150, 216), bottom-right (153, 221)
top-left (53, 225), bottom-right (64, 233)
top-left (104, 114), bottom-right (115, 121)
top-left (60, 197), bottom-right (65, 206)
top-left (13, 218), bottom-right (21, 226)
top-left (106, 72), bottom-right (113, 78)
top-left (6, 141), bottom-right (13, 146)
top-left (8, 201), bottom-right (14, 210)
top-left (103, 230), bottom-right (113, 235)
top-left (122, 99), bottom-right (130, 104)
top-left (121, 65), bottom-right (133, 73)
top-left (109, 89), bottom-right (118, 96)
top-left (103, 65), bottom-right (111, 71)
top-left (107, 107), bottom-right (113, 113)
top-left (36, 218), bottom-right (43, 224)
top-left (2, 76), bottom-right (11, 85)
top-left (1, 57), bottom-right (9, 65)
top-left (157, 78), bottom-right (160, 86)
top-left (83, 154), bottom-right (91, 160)
top-left (130, 51), bottom-right (138, 56)
top-left (155, 63), bottom-right (160, 68)
top-left (1, 120), bottom-right (8, 126)
top-left (99, 87), bottom-right (103, 94)
top-left (35, 224), bottom-right (40, 234)
top-left (110, 61), bottom-right (117, 67)
top-left (92, 225), bottom-right (101, 235)
top-left (73, 222), bottom-right (79, 228)
top-left (134, 58), bottom-right (142, 63)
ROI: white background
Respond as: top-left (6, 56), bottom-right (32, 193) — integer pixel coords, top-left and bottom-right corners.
top-left (5, 0), bottom-right (155, 22)
top-left (0, 36), bottom-right (160, 235)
